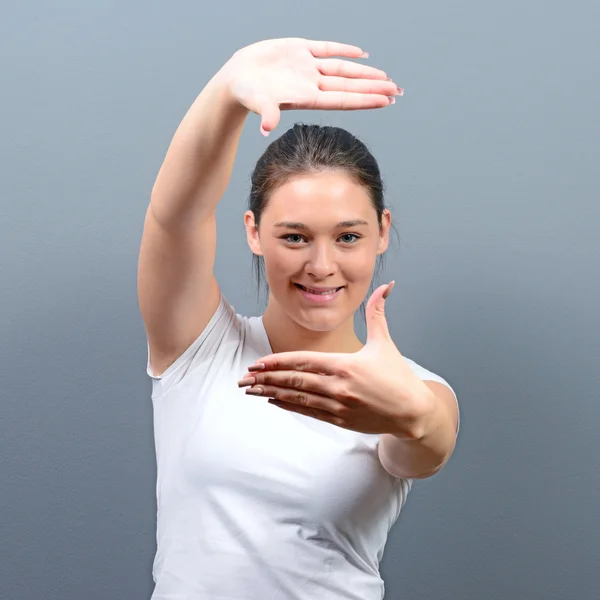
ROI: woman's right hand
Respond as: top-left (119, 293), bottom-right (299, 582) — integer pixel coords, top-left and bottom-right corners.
top-left (218, 37), bottom-right (402, 136)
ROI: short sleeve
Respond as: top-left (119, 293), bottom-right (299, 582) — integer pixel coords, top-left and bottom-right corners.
top-left (146, 294), bottom-right (239, 398)
top-left (403, 356), bottom-right (460, 436)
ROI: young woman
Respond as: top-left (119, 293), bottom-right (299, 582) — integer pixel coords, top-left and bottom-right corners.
top-left (138, 37), bottom-right (460, 600)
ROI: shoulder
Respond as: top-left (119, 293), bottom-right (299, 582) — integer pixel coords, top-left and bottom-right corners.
top-left (402, 355), bottom-right (460, 436)
top-left (402, 355), bottom-right (451, 387)
top-left (146, 293), bottom-right (267, 395)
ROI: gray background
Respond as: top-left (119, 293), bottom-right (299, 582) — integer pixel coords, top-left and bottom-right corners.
top-left (1, 1), bottom-right (598, 599)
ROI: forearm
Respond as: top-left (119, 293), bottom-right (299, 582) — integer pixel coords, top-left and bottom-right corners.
top-left (378, 386), bottom-right (457, 479)
top-left (150, 66), bottom-right (249, 228)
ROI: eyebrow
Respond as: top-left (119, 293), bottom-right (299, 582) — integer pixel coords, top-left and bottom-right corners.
top-left (273, 219), bottom-right (370, 229)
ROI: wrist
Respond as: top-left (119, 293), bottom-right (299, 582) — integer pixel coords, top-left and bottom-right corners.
top-left (209, 61), bottom-right (250, 118)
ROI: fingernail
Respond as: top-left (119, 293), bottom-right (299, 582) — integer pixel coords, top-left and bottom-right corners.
top-left (260, 126), bottom-right (269, 137)
top-left (248, 363), bottom-right (265, 372)
top-left (361, 51), bottom-right (369, 58)
top-left (383, 280), bottom-right (396, 299)
top-left (388, 97), bottom-right (395, 104)
top-left (397, 87), bottom-right (404, 96)
top-left (237, 377), bottom-right (255, 387)
top-left (245, 387), bottom-right (264, 396)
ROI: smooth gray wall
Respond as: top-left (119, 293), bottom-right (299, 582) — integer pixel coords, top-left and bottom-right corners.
top-left (2, 1), bottom-right (599, 599)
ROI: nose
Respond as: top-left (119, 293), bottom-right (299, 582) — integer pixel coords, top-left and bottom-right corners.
top-left (305, 241), bottom-right (337, 279)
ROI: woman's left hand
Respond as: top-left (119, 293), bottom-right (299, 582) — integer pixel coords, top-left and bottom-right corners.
top-left (237, 282), bottom-right (436, 438)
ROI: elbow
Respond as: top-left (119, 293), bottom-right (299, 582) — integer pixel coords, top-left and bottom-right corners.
top-left (377, 435), bottom-right (455, 480)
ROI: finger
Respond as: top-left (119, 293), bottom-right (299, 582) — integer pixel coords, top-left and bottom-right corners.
top-left (318, 76), bottom-right (401, 96)
top-left (245, 384), bottom-right (344, 414)
top-left (365, 282), bottom-right (394, 345)
top-left (259, 102), bottom-right (281, 136)
top-left (316, 58), bottom-right (388, 80)
top-left (307, 40), bottom-right (367, 59)
top-left (313, 91), bottom-right (395, 111)
top-left (268, 399), bottom-right (344, 427)
top-left (240, 369), bottom-right (337, 397)
top-left (248, 351), bottom-right (345, 376)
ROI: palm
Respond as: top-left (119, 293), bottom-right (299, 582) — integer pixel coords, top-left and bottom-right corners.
top-left (226, 38), bottom-right (399, 134)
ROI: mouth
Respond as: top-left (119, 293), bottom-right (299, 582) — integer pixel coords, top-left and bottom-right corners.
top-left (294, 283), bottom-right (344, 303)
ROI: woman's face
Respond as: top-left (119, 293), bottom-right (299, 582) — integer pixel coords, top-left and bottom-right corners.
top-left (245, 171), bottom-right (391, 332)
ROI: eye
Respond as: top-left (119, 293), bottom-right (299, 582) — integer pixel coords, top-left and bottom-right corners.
top-left (281, 234), bottom-right (307, 244)
top-left (338, 233), bottom-right (361, 244)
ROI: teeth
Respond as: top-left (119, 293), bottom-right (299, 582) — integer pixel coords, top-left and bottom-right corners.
top-left (299, 285), bottom-right (339, 295)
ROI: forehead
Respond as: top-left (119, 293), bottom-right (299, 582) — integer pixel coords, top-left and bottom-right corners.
top-left (264, 171), bottom-right (377, 226)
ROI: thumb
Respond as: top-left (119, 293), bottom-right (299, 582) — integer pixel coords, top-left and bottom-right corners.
top-left (259, 102), bottom-right (281, 137)
top-left (365, 281), bottom-right (395, 346)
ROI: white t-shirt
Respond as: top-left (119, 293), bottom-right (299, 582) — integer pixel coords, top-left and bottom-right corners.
top-left (146, 294), bottom-right (458, 600)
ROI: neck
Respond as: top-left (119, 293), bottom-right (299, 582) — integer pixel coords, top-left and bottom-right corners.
top-left (262, 298), bottom-right (364, 354)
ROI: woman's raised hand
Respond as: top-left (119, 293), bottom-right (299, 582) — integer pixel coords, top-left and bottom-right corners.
top-left (219, 38), bottom-right (402, 136)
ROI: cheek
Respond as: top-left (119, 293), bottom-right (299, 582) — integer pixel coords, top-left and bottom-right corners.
top-left (262, 244), bottom-right (300, 282)
top-left (341, 248), bottom-right (378, 281)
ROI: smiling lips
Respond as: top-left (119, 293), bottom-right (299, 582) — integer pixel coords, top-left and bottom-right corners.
top-left (296, 284), bottom-right (342, 295)
top-left (294, 283), bottom-right (344, 303)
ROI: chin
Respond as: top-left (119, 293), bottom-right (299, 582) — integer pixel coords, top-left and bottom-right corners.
top-left (293, 312), bottom-right (347, 333)
top-left (289, 302), bottom-right (359, 333)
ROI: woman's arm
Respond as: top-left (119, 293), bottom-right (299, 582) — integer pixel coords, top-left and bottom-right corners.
top-left (138, 38), bottom-right (397, 376)
top-left (378, 381), bottom-right (459, 479)
top-left (138, 71), bottom-right (249, 377)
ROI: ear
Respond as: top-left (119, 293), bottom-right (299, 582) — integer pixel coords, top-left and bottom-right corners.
top-left (376, 209), bottom-right (391, 255)
top-left (244, 210), bottom-right (263, 256)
